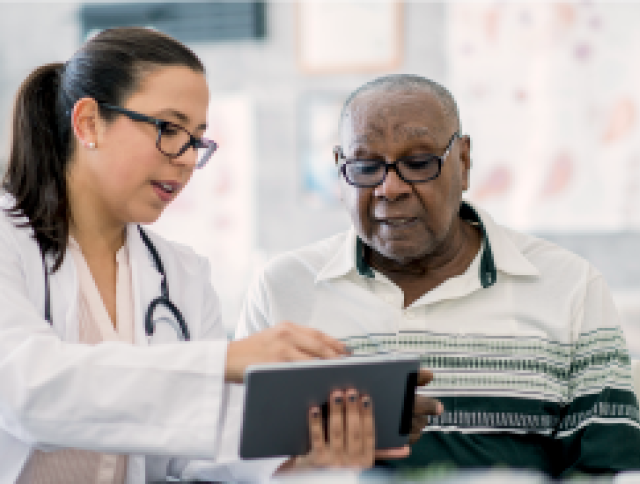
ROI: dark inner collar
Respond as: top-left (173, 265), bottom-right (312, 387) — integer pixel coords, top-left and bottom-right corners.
top-left (355, 201), bottom-right (496, 288)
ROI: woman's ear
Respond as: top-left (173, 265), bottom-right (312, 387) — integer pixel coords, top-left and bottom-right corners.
top-left (71, 97), bottom-right (101, 150)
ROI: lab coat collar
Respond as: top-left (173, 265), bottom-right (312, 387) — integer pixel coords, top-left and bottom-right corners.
top-left (46, 225), bottom-right (165, 345)
top-left (48, 251), bottom-right (80, 342)
top-left (127, 224), bottom-right (164, 347)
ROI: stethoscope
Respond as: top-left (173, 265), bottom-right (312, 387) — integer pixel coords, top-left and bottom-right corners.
top-left (42, 225), bottom-right (190, 341)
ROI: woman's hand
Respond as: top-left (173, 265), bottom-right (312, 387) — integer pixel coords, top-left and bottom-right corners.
top-left (277, 389), bottom-right (410, 474)
top-left (225, 322), bottom-right (348, 383)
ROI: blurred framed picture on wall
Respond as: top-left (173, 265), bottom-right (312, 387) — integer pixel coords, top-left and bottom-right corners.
top-left (297, 0), bottom-right (403, 74)
top-left (299, 93), bottom-right (345, 207)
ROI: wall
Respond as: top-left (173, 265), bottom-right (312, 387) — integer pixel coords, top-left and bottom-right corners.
top-left (1, 2), bottom-right (639, 349)
top-left (0, 1), bottom-right (447, 250)
top-left (0, 1), bottom-right (446, 331)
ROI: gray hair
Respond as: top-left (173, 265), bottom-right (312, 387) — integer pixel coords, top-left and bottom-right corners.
top-left (340, 74), bottom-right (461, 133)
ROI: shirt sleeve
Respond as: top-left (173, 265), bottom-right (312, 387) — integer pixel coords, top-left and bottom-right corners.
top-left (235, 270), bottom-right (274, 340)
top-left (553, 272), bottom-right (640, 476)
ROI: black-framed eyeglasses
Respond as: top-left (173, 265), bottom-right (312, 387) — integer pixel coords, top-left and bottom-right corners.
top-left (98, 103), bottom-right (218, 169)
top-left (334, 132), bottom-right (460, 188)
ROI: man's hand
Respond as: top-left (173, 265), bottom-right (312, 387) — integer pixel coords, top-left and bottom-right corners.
top-left (408, 369), bottom-right (443, 445)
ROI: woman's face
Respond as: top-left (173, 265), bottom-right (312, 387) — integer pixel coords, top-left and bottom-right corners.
top-left (70, 65), bottom-right (209, 227)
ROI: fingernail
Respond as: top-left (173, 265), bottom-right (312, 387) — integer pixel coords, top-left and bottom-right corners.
top-left (348, 393), bottom-right (357, 403)
top-left (362, 397), bottom-right (371, 408)
top-left (311, 407), bottom-right (320, 418)
top-left (334, 396), bottom-right (343, 404)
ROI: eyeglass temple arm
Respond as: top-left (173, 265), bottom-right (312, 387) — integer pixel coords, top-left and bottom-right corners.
top-left (100, 103), bottom-right (162, 127)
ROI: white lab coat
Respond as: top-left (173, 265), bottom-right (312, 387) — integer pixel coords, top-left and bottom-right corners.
top-left (0, 195), bottom-right (281, 483)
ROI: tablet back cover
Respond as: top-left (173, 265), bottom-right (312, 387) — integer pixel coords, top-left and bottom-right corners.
top-left (240, 357), bottom-right (419, 459)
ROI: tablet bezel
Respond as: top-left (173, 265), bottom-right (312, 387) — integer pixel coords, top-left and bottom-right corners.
top-left (239, 354), bottom-right (420, 459)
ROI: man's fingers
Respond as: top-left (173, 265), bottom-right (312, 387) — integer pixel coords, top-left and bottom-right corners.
top-left (413, 394), bottom-right (443, 416)
top-left (417, 368), bottom-right (434, 386)
top-left (409, 395), bottom-right (442, 444)
top-left (375, 445), bottom-right (411, 459)
top-left (411, 414), bottom-right (430, 432)
top-left (408, 414), bottom-right (429, 445)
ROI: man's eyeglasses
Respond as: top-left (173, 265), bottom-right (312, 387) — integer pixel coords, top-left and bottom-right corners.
top-left (334, 132), bottom-right (460, 188)
top-left (98, 103), bottom-right (218, 169)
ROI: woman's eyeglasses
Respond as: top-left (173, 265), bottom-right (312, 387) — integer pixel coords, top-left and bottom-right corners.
top-left (98, 103), bottom-right (218, 169)
top-left (334, 132), bottom-right (460, 188)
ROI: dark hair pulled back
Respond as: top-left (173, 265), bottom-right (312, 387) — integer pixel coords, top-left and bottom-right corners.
top-left (2, 27), bottom-right (204, 271)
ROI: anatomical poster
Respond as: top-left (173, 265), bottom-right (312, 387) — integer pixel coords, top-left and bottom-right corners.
top-left (449, 3), bottom-right (640, 231)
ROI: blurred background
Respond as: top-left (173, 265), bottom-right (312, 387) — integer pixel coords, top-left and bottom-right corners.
top-left (1, 1), bottom-right (640, 351)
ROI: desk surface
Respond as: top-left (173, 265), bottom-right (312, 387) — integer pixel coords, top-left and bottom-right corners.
top-left (267, 468), bottom-right (640, 484)
top-left (162, 467), bottom-right (640, 483)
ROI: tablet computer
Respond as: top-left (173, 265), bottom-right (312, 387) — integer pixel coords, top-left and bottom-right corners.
top-left (239, 354), bottom-right (420, 459)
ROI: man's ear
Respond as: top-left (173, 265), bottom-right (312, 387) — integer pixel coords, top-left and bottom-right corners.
top-left (459, 135), bottom-right (472, 191)
top-left (71, 97), bottom-right (102, 149)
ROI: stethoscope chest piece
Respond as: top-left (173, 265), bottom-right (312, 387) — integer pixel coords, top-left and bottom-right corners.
top-left (137, 226), bottom-right (191, 341)
top-left (144, 290), bottom-right (190, 342)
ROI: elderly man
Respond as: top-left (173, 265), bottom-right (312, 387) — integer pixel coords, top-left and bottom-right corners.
top-left (236, 74), bottom-right (640, 477)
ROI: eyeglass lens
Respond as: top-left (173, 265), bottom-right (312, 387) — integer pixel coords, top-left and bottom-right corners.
top-left (158, 125), bottom-right (214, 168)
top-left (344, 156), bottom-right (441, 186)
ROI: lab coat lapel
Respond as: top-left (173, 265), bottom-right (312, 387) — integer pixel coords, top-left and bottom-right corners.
top-left (46, 250), bottom-right (80, 342)
top-left (128, 224), bottom-right (163, 348)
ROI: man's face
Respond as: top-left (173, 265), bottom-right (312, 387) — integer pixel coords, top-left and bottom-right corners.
top-left (338, 89), bottom-right (471, 264)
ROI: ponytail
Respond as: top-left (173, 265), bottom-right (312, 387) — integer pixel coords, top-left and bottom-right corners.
top-left (3, 63), bottom-right (71, 271)
top-left (2, 27), bottom-right (204, 272)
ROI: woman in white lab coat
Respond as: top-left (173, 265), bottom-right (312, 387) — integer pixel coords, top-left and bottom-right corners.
top-left (0, 27), bottom-right (392, 483)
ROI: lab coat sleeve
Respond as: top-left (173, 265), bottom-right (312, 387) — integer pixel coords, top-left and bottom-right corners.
top-left (0, 220), bottom-right (228, 459)
top-left (173, 261), bottom-right (286, 482)
top-left (175, 384), bottom-right (286, 483)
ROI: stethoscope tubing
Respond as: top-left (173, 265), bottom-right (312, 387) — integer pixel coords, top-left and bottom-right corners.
top-left (40, 225), bottom-right (190, 341)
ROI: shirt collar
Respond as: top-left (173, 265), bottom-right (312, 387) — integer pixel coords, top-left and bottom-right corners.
top-left (459, 201), bottom-right (496, 288)
top-left (315, 228), bottom-right (360, 283)
top-left (316, 200), bottom-right (539, 285)
top-left (474, 202), bottom-right (539, 279)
